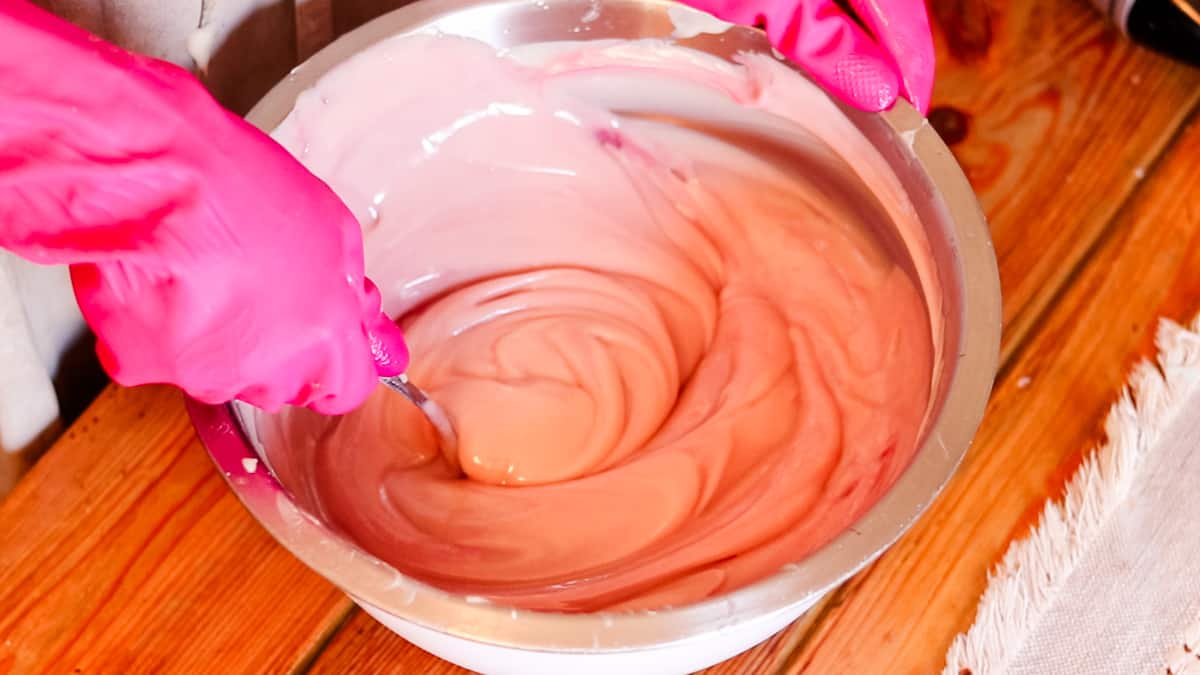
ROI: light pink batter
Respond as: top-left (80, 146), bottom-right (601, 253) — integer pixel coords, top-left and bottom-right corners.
top-left (254, 33), bottom-right (939, 612)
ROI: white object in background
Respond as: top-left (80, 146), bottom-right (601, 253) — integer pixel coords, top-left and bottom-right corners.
top-left (0, 253), bottom-right (85, 494)
top-left (34, 0), bottom-right (201, 66)
top-left (36, 0), bottom-right (301, 114)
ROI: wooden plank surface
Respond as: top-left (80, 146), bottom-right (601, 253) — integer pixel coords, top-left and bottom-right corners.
top-left (781, 115), bottom-right (1200, 674)
top-left (0, 386), bottom-right (353, 673)
top-left (4, 1), bottom-right (1200, 673)
top-left (308, 610), bottom-right (468, 674)
top-left (927, 0), bottom-right (1200, 362)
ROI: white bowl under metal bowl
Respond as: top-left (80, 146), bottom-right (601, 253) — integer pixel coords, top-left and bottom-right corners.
top-left (187, 1), bottom-right (1001, 672)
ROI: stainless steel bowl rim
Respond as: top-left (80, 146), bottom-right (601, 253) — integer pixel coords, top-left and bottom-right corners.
top-left (187, 0), bottom-right (1001, 653)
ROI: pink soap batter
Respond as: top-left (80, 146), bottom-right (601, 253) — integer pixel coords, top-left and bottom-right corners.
top-left (252, 33), bottom-right (940, 612)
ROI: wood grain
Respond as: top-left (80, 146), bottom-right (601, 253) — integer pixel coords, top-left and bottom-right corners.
top-left (782, 115), bottom-right (1200, 674)
top-left (0, 385), bottom-right (353, 674)
top-left (926, 0), bottom-right (1200, 363)
top-left (308, 609), bottom-right (471, 674)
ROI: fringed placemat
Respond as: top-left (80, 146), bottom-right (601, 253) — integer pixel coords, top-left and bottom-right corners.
top-left (944, 316), bottom-right (1200, 675)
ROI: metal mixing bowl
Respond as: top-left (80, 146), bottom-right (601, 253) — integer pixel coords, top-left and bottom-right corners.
top-left (186, 1), bottom-right (1001, 672)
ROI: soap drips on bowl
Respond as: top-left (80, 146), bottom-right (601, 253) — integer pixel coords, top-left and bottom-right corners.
top-left (255, 32), bottom-right (941, 612)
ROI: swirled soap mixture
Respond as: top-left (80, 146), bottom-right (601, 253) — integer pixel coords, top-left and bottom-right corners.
top-left (256, 32), bottom-right (940, 612)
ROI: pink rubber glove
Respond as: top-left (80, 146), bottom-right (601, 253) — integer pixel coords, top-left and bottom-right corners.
top-left (684, 0), bottom-right (934, 113)
top-left (0, 0), bottom-right (408, 414)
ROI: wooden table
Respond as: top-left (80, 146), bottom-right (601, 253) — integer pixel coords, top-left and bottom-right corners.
top-left (4, 1), bottom-right (1200, 672)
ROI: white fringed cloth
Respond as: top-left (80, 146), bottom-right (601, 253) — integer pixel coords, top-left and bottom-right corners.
top-left (945, 317), bottom-right (1200, 675)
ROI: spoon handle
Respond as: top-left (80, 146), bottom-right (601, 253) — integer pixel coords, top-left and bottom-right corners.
top-left (380, 375), bottom-right (460, 466)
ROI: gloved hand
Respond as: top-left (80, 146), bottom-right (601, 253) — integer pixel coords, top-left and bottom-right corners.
top-left (684, 0), bottom-right (934, 113)
top-left (0, 0), bottom-right (408, 414)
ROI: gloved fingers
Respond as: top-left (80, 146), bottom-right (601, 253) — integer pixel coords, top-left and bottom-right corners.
top-left (75, 259), bottom-right (388, 415)
top-left (367, 311), bottom-right (409, 377)
top-left (288, 280), bottom-right (406, 414)
top-left (301, 332), bottom-right (385, 416)
top-left (779, 0), bottom-right (901, 112)
top-left (354, 276), bottom-right (409, 377)
top-left (846, 0), bottom-right (935, 113)
top-left (229, 332), bottom-right (377, 415)
top-left (686, 0), bottom-right (901, 112)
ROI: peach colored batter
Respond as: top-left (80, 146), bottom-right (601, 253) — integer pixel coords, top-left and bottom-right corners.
top-left (254, 33), bottom-right (939, 612)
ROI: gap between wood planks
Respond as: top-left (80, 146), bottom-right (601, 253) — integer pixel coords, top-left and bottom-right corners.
top-left (291, 605), bottom-right (359, 675)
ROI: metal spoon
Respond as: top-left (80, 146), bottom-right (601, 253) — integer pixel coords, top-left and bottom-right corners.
top-left (380, 374), bottom-right (460, 462)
